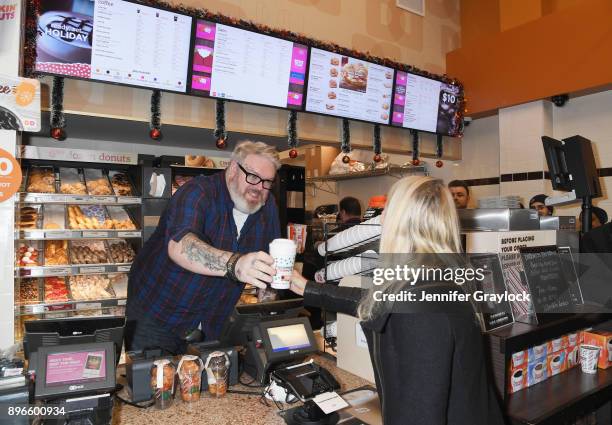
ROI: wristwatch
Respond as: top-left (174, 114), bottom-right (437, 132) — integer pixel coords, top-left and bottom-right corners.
top-left (225, 252), bottom-right (242, 281)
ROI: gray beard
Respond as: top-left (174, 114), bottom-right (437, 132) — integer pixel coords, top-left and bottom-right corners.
top-left (228, 180), bottom-right (264, 214)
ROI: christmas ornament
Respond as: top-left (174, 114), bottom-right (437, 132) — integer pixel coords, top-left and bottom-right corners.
top-left (51, 127), bottom-right (65, 141)
top-left (149, 128), bottom-right (161, 140)
top-left (215, 137), bottom-right (227, 149)
top-left (411, 159), bottom-right (420, 166)
top-left (289, 149), bottom-right (298, 159)
top-left (436, 160), bottom-right (444, 168)
top-left (342, 155), bottom-right (350, 164)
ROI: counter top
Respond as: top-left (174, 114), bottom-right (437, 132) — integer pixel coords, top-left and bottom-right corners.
top-left (112, 354), bottom-right (371, 425)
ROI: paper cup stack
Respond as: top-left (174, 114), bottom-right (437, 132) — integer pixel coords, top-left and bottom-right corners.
top-left (318, 250), bottom-right (378, 281)
top-left (318, 215), bottom-right (381, 256)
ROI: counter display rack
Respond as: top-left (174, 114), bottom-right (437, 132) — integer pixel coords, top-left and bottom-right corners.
top-left (14, 152), bottom-right (143, 342)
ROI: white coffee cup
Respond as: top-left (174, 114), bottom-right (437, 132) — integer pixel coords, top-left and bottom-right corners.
top-left (608, 340), bottom-right (612, 362)
top-left (269, 238), bottom-right (296, 289)
top-left (580, 344), bottom-right (600, 374)
top-left (568, 333), bottom-right (578, 346)
top-left (511, 369), bottom-right (524, 391)
top-left (534, 362), bottom-right (545, 380)
top-left (512, 351), bottom-right (525, 367)
top-left (552, 338), bottom-right (562, 353)
top-left (551, 355), bottom-right (562, 375)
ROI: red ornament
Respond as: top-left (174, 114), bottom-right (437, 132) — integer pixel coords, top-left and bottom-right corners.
top-left (342, 155), bottom-right (350, 164)
top-left (215, 137), bottom-right (227, 150)
top-left (436, 160), bottom-right (444, 168)
top-left (289, 149), bottom-right (298, 159)
top-left (149, 128), bottom-right (161, 140)
top-left (411, 159), bottom-right (420, 166)
top-left (50, 127), bottom-right (65, 141)
top-left (373, 154), bottom-right (382, 163)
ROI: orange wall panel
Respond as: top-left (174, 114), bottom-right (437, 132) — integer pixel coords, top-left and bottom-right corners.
top-left (449, 0), bottom-right (612, 115)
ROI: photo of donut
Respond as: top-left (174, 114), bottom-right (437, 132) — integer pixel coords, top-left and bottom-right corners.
top-left (329, 79), bottom-right (337, 88)
top-left (330, 57), bottom-right (340, 66)
top-left (330, 68), bottom-right (338, 77)
top-left (382, 103), bottom-right (389, 110)
top-left (380, 112), bottom-right (389, 121)
top-left (340, 62), bottom-right (368, 92)
top-left (328, 91), bottom-right (337, 99)
top-left (385, 71), bottom-right (393, 79)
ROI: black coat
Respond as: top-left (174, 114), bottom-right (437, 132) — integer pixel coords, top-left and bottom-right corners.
top-left (304, 282), bottom-right (505, 425)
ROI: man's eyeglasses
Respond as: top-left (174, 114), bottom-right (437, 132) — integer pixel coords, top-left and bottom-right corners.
top-left (237, 162), bottom-right (275, 190)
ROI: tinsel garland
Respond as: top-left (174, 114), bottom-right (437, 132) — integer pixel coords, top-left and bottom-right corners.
top-left (341, 119), bottom-right (351, 153)
top-left (214, 99), bottom-right (227, 141)
top-left (411, 130), bottom-right (419, 163)
top-left (373, 124), bottom-right (381, 154)
top-left (23, 0), bottom-right (39, 78)
top-left (150, 90), bottom-right (161, 130)
top-left (436, 134), bottom-right (443, 158)
top-left (287, 110), bottom-right (298, 148)
top-left (50, 76), bottom-right (65, 130)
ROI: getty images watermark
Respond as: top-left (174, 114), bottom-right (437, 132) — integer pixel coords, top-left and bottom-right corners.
top-left (370, 264), bottom-right (531, 304)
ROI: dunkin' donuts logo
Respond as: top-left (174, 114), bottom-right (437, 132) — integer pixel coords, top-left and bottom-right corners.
top-left (0, 4), bottom-right (16, 20)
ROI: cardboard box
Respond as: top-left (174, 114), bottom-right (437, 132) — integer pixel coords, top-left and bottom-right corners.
top-left (582, 330), bottom-right (612, 369)
top-left (527, 343), bottom-right (547, 363)
top-left (547, 350), bottom-right (567, 376)
top-left (547, 337), bottom-right (566, 353)
top-left (566, 332), bottom-right (580, 347)
top-left (527, 359), bottom-right (548, 386)
top-left (305, 146), bottom-right (340, 178)
top-left (566, 345), bottom-right (580, 369)
top-left (510, 350), bottom-right (527, 368)
top-left (507, 363), bottom-right (528, 394)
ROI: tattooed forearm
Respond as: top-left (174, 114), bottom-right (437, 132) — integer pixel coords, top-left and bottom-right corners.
top-left (179, 233), bottom-right (230, 273)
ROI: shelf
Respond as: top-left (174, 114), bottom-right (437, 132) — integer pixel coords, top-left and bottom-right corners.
top-left (18, 193), bottom-right (142, 205)
top-left (306, 164), bottom-right (428, 182)
top-left (506, 366), bottom-right (612, 425)
top-left (15, 297), bottom-right (127, 316)
top-left (487, 306), bottom-right (612, 354)
top-left (16, 263), bottom-right (131, 278)
top-left (15, 229), bottom-right (142, 240)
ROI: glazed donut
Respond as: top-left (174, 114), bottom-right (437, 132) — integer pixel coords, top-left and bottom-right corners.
top-left (185, 155), bottom-right (206, 166)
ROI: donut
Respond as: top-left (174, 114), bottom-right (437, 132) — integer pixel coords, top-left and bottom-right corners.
top-left (185, 155), bottom-right (206, 166)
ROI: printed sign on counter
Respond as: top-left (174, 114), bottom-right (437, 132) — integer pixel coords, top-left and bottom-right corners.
top-left (0, 147), bottom-right (21, 203)
top-left (0, 74), bottom-right (41, 131)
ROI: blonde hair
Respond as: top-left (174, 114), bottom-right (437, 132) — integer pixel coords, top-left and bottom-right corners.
top-left (231, 141), bottom-right (281, 170)
top-left (357, 176), bottom-right (463, 321)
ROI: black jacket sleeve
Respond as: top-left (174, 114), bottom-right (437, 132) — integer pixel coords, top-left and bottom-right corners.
top-left (303, 281), bottom-right (365, 318)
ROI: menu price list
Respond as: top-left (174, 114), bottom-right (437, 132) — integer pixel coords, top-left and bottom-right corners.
top-left (305, 48), bottom-right (393, 124)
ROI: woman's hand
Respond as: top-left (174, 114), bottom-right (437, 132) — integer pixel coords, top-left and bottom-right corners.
top-left (288, 269), bottom-right (308, 296)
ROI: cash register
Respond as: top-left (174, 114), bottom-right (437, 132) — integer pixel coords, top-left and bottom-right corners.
top-left (24, 317), bottom-right (124, 425)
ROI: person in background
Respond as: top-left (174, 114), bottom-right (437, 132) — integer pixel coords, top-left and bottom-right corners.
top-left (529, 194), bottom-right (554, 217)
top-left (126, 141), bottom-right (281, 354)
top-left (337, 196), bottom-right (362, 224)
top-left (578, 206), bottom-right (608, 230)
top-left (448, 180), bottom-right (470, 209)
top-left (289, 176), bottom-right (504, 425)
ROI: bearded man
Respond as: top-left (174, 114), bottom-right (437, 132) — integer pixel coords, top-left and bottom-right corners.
top-left (126, 141), bottom-right (281, 354)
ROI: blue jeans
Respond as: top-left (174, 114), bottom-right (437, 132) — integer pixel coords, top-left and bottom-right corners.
top-left (125, 310), bottom-right (186, 355)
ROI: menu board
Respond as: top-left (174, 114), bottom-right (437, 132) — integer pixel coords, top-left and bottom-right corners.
top-left (520, 246), bottom-right (576, 322)
top-left (391, 71), bottom-right (462, 136)
top-left (305, 48), bottom-right (394, 124)
top-left (190, 20), bottom-right (308, 109)
top-left (35, 0), bottom-right (192, 93)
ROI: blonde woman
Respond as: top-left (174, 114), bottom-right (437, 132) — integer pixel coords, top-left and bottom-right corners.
top-left (289, 176), bottom-right (504, 425)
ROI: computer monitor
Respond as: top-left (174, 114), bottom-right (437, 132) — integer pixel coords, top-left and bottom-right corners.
top-left (219, 299), bottom-right (304, 346)
top-left (260, 317), bottom-right (317, 365)
top-left (34, 341), bottom-right (116, 400)
top-left (24, 317), bottom-right (125, 365)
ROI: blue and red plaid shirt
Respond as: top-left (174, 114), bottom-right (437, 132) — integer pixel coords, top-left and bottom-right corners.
top-left (127, 171), bottom-right (280, 339)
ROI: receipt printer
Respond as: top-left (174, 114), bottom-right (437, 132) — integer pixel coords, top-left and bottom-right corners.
top-left (125, 349), bottom-right (164, 403)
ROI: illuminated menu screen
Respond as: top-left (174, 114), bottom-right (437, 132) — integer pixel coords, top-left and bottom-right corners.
top-left (391, 71), bottom-right (462, 136)
top-left (190, 20), bottom-right (308, 109)
top-left (35, 0), bottom-right (192, 93)
top-left (305, 48), bottom-right (394, 124)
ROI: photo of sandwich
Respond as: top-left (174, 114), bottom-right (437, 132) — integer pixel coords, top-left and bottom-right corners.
top-left (326, 104), bottom-right (335, 110)
top-left (328, 91), bottom-right (337, 99)
top-left (385, 70), bottom-right (393, 79)
top-left (340, 62), bottom-right (368, 92)
top-left (329, 79), bottom-right (338, 88)
top-left (330, 68), bottom-right (338, 77)
top-left (331, 57), bottom-right (340, 66)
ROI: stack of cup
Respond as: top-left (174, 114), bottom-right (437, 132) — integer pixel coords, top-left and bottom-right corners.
top-left (580, 344), bottom-right (600, 374)
top-left (318, 215), bottom-right (381, 255)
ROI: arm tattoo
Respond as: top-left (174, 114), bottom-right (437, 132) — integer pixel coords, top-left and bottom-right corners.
top-left (180, 234), bottom-right (227, 273)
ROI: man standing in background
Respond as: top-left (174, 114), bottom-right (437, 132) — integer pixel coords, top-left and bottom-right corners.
top-left (448, 180), bottom-right (470, 209)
